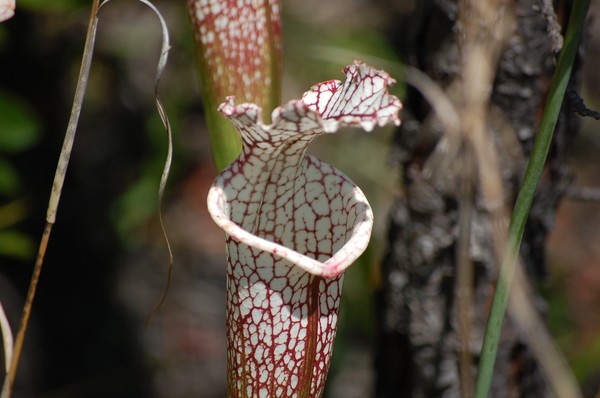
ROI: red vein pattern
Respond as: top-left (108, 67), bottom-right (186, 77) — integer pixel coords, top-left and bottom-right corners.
top-left (207, 62), bottom-right (401, 397)
top-left (187, 0), bottom-right (281, 108)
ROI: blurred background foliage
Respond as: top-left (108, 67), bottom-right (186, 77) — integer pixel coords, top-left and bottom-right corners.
top-left (0, 91), bottom-right (40, 261)
top-left (0, 0), bottom-right (599, 397)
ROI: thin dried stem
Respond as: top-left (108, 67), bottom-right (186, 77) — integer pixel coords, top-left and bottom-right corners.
top-left (96, 0), bottom-right (175, 327)
top-left (1, 224), bottom-right (52, 398)
top-left (1, 2), bottom-right (100, 396)
top-left (1, 1), bottom-right (174, 395)
top-left (123, 0), bottom-right (175, 326)
top-left (457, 2), bottom-right (514, 396)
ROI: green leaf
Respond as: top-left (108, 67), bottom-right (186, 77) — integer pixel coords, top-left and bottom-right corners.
top-left (475, 2), bottom-right (590, 397)
top-left (14, 0), bottom-right (84, 13)
top-left (0, 198), bottom-right (28, 230)
top-left (0, 92), bottom-right (41, 153)
top-left (0, 230), bottom-right (35, 261)
top-left (0, 156), bottom-right (20, 196)
top-left (112, 174), bottom-right (158, 243)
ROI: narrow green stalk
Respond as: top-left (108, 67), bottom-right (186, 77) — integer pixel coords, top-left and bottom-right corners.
top-left (202, 92), bottom-right (242, 172)
top-left (475, 1), bottom-right (590, 396)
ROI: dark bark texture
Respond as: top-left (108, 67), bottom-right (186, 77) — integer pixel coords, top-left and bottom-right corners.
top-left (375, 1), bottom-right (581, 397)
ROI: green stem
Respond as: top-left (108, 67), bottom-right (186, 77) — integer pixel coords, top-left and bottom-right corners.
top-left (204, 96), bottom-right (243, 172)
top-left (474, 1), bottom-right (590, 396)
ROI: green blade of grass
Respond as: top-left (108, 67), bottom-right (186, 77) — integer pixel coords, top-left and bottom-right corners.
top-left (474, 1), bottom-right (590, 397)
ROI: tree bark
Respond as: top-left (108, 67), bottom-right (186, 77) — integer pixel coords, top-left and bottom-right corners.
top-left (375, 1), bottom-right (581, 397)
